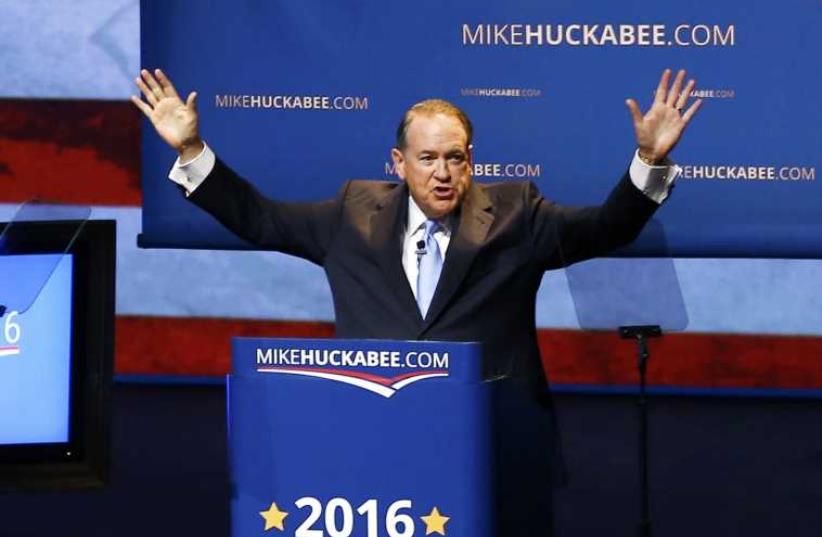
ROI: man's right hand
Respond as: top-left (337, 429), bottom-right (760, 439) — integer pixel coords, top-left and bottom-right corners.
top-left (131, 68), bottom-right (204, 162)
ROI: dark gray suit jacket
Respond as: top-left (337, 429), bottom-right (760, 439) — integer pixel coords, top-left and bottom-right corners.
top-left (189, 158), bottom-right (659, 535)
top-left (190, 158), bottom-right (657, 381)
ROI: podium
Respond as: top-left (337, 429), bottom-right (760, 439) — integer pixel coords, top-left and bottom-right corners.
top-left (228, 338), bottom-right (555, 537)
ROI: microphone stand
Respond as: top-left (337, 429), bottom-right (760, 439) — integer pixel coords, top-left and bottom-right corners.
top-left (619, 324), bottom-right (662, 537)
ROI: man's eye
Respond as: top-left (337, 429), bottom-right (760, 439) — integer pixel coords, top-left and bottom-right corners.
top-left (420, 156), bottom-right (434, 162)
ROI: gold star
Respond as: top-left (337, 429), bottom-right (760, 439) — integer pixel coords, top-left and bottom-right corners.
top-left (259, 501), bottom-right (289, 531)
top-left (420, 506), bottom-right (450, 535)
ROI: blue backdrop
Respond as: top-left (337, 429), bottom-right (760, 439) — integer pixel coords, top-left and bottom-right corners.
top-left (139, 0), bottom-right (821, 258)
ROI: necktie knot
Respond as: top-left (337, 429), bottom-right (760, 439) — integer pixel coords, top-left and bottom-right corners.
top-left (423, 219), bottom-right (440, 238)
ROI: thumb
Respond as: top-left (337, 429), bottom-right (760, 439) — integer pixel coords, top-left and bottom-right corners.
top-left (625, 99), bottom-right (643, 128)
top-left (186, 91), bottom-right (198, 112)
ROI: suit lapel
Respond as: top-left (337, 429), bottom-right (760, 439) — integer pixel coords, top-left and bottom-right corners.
top-left (420, 185), bottom-right (495, 333)
top-left (369, 183), bottom-right (424, 329)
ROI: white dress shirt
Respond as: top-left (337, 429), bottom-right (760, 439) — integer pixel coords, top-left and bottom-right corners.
top-left (169, 144), bottom-right (680, 294)
top-left (401, 197), bottom-right (453, 300)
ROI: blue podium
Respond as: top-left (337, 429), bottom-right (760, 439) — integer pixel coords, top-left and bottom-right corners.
top-left (228, 338), bottom-right (553, 537)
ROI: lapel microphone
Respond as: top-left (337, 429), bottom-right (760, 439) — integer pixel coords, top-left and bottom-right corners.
top-left (415, 239), bottom-right (427, 269)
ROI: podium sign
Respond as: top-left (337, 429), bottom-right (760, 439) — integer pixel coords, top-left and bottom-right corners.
top-left (229, 338), bottom-right (491, 537)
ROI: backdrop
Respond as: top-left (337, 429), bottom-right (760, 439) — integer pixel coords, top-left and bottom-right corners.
top-left (139, 0), bottom-right (821, 257)
top-left (3, 0), bottom-right (822, 392)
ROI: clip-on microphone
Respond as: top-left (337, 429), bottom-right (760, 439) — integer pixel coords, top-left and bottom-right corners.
top-left (415, 240), bottom-right (427, 268)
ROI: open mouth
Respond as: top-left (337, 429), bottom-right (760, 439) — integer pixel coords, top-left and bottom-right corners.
top-left (433, 186), bottom-right (455, 198)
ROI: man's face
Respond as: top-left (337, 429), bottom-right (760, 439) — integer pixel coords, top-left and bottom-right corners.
top-left (391, 113), bottom-right (472, 220)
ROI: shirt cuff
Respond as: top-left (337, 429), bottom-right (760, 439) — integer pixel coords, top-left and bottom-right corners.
top-left (628, 149), bottom-right (682, 204)
top-left (168, 142), bottom-right (216, 196)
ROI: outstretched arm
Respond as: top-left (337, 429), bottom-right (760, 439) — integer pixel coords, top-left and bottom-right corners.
top-left (130, 68), bottom-right (342, 264)
top-left (532, 68), bottom-right (704, 268)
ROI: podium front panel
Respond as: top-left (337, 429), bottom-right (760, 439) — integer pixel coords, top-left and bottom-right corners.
top-left (229, 338), bottom-right (491, 537)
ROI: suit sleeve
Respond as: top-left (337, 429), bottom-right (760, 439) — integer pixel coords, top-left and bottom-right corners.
top-left (528, 172), bottom-right (660, 270)
top-left (187, 157), bottom-right (345, 265)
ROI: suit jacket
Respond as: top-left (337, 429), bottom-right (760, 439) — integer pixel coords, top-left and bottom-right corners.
top-left (189, 158), bottom-right (659, 535)
top-left (190, 158), bottom-right (657, 381)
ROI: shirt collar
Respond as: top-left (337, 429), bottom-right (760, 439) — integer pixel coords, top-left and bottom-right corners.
top-left (407, 195), bottom-right (452, 236)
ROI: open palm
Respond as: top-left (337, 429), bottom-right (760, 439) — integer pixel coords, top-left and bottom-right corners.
top-left (131, 69), bottom-right (200, 153)
top-left (626, 69), bottom-right (703, 163)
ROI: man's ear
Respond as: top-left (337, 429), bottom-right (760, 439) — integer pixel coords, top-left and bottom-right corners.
top-left (467, 144), bottom-right (473, 168)
top-left (391, 147), bottom-right (406, 181)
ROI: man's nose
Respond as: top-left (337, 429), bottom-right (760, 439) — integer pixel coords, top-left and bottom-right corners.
top-left (433, 158), bottom-right (450, 181)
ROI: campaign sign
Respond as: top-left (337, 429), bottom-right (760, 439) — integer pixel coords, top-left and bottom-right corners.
top-left (141, 0), bottom-right (821, 258)
top-left (229, 338), bottom-right (490, 537)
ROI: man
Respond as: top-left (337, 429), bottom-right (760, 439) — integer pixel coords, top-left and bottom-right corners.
top-left (132, 68), bottom-right (701, 535)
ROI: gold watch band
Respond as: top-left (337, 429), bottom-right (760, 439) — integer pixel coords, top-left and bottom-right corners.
top-left (637, 150), bottom-right (660, 166)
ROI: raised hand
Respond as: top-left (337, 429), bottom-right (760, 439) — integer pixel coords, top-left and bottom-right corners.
top-left (131, 68), bottom-right (203, 160)
top-left (626, 69), bottom-right (703, 164)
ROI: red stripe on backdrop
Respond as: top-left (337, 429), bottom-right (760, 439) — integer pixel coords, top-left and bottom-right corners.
top-left (115, 316), bottom-right (334, 376)
top-left (537, 330), bottom-right (822, 389)
top-left (115, 316), bottom-right (822, 390)
top-left (0, 99), bottom-right (141, 205)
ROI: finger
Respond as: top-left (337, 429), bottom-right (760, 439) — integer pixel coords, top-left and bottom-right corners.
top-left (681, 98), bottom-right (703, 124)
top-left (654, 69), bottom-right (671, 104)
top-left (666, 69), bottom-right (686, 107)
top-left (154, 68), bottom-right (181, 100)
top-left (140, 68), bottom-right (164, 99)
top-left (130, 95), bottom-right (153, 118)
top-left (135, 77), bottom-right (158, 105)
top-left (186, 91), bottom-right (198, 112)
top-left (676, 79), bottom-right (695, 111)
top-left (625, 99), bottom-right (643, 128)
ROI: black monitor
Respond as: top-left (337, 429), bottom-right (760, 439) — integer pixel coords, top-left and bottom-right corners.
top-left (0, 219), bottom-right (115, 491)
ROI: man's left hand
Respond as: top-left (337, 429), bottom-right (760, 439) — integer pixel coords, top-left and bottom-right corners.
top-left (626, 68), bottom-right (703, 164)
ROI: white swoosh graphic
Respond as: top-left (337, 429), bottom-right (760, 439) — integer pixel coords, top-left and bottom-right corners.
top-left (256, 369), bottom-right (448, 398)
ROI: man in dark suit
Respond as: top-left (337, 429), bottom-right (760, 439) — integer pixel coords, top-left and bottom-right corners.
top-left (133, 68), bottom-right (701, 535)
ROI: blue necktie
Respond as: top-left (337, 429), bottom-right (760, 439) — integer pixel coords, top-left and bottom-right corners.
top-left (416, 220), bottom-right (443, 319)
